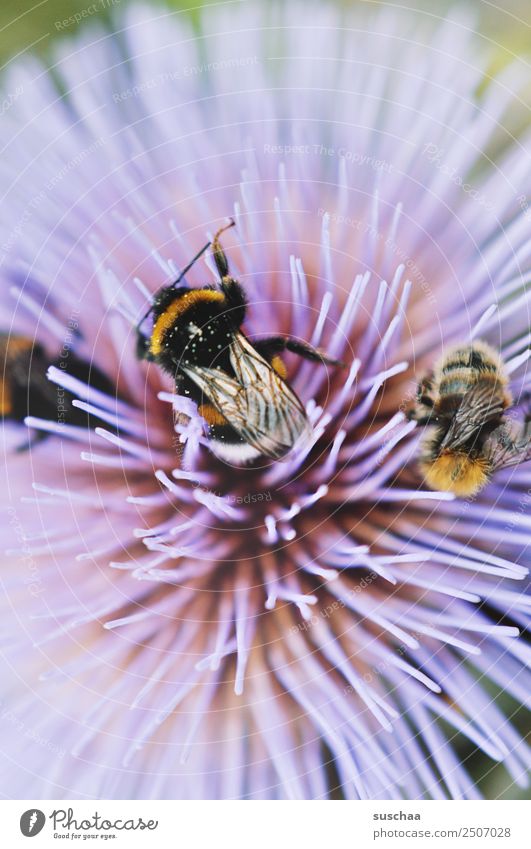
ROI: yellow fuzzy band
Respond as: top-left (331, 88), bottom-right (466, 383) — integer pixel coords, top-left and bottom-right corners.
top-left (149, 290), bottom-right (225, 357)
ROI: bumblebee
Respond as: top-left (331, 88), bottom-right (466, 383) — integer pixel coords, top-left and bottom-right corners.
top-left (136, 220), bottom-right (343, 464)
top-left (409, 339), bottom-right (531, 496)
top-left (1, 333), bottom-right (114, 448)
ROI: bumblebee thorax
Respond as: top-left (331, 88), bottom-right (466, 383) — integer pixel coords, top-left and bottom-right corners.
top-left (149, 286), bottom-right (237, 371)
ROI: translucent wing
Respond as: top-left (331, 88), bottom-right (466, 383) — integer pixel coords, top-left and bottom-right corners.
top-left (483, 419), bottom-right (531, 472)
top-left (439, 381), bottom-right (506, 450)
top-left (181, 332), bottom-right (311, 459)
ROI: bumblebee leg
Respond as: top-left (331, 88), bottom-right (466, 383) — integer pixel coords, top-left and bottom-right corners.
top-left (407, 372), bottom-right (437, 423)
top-left (209, 220), bottom-right (246, 323)
top-left (407, 409), bottom-right (436, 425)
top-left (415, 373), bottom-right (436, 406)
top-left (408, 398), bottom-right (436, 423)
top-left (220, 278), bottom-right (247, 325)
top-left (253, 336), bottom-right (344, 367)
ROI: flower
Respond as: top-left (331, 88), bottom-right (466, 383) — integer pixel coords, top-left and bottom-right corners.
top-left (1, 1), bottom-right (530, 800)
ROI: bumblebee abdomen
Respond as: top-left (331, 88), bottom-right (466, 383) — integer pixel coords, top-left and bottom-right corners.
top-left (420, 450), bottom-right (491, 496)
top-left (198, 403), bottom-right (263, 464)
top-left (0, 377), bottom-right (12, 416)
top-left (1, 336), bottom-right (44, 421)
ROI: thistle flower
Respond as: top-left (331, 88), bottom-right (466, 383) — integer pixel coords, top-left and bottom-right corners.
top-left (1, 2), bottom-right (530, 800)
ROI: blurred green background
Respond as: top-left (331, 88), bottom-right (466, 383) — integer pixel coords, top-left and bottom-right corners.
top-left (0, 0), bottom-right (530, 67)
top-left (0, 0), bottom-right (528, 801)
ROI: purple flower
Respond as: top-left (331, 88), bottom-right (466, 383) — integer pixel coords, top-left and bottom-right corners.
top-left (1, 3), bottom-right (530, 799)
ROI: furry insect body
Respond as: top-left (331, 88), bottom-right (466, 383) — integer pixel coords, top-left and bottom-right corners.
top-left (1, 333), bottom-right (115, 448)
top-left (136, 221), bottom-right (343, 464)
top-left (410, 340), bottom-right (530, 496)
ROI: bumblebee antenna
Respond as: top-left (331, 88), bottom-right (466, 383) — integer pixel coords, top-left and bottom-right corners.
top-left (136, 238), bottom-right (214, 329)
top-left (211, 218), bottom-right (236, 280)
top-left (136, 219), bottom-right (236, 330)
top-left (212, 218), bottom-right (236, 247)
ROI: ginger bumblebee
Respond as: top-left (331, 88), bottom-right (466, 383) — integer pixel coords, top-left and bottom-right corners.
top-left (409, 340), bottom-right (531, 496)
top-left (136, 220), bottom-right (343, 464)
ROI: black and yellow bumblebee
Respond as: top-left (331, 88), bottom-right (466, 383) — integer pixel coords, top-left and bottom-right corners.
top-left (1, 333), bottom-right (114, 448)
top-left (136, 220), bottom-right (343, 464)
top-left (409, 340), bottom-right (531, 495)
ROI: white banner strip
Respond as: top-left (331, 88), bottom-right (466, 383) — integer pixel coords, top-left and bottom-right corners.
top-left (2, 799), bottom-right (529, 848)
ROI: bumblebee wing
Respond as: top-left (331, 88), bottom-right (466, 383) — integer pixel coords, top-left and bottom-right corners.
top-left (230, 333), bottom-right (312, 455)
top-left (483, 420), bottom-right (531, 472)
top-left (181, 333), bottom-right (311, 459)
top-left (439, 381), bottom-right (505, 450)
